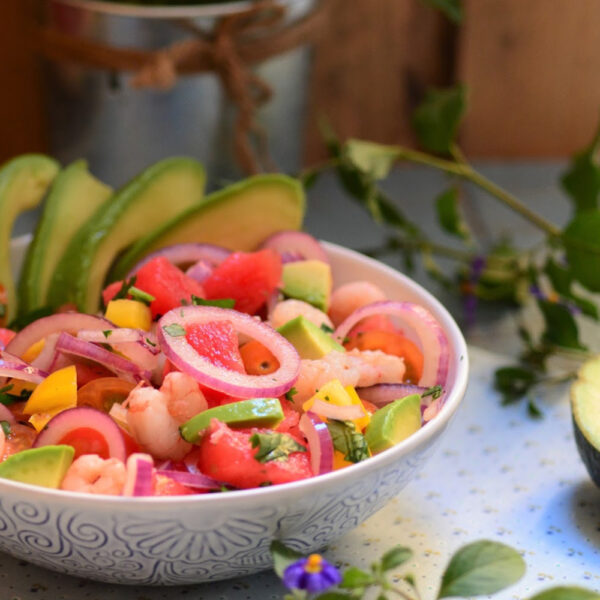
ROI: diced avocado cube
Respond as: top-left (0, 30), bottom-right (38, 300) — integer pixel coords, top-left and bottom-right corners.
top-left (277, 315), bottom-right (344, 360)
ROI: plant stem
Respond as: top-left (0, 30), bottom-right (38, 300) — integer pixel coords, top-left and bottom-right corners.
top-left (359, 237), bottom-right (474, 263)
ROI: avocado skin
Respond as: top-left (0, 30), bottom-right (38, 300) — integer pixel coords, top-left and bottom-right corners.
top-left (47, 157), bottom-right (206, 314)
top-left (573, 417), bottom-right (600, 488)
top-left (0, 445), bottom-right (74, 488)
top-left (110, 174), bottom-right (305, 282)
top-left (0, 154), bottom-right (59, 324)
top-left (18, 160), bottom-right (112, 317)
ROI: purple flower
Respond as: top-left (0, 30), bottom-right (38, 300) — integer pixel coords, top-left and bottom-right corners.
top-left (462, 255), bottom-right (486, 329)
top-left (282, 554), bottom-right (342, 593)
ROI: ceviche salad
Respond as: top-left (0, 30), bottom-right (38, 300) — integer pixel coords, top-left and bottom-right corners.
top-left (0, 155), bottom-right (450, 497)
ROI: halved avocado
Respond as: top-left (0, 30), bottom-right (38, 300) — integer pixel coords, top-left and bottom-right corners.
top-left (47, 157), bottom-right (206, 314)
top-left (18, 160), bottom-right (113, 317)
top-left (571, 356), bottom-right (600, 487)
top-left (0, 154), bottom-right (59, 324)
top-left (109, 174), bottom-right (305, 282)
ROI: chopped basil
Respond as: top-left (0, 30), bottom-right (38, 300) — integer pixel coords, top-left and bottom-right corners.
top-left (102, 330), bottom-right (112, 339)
top-left (421, 385), bottom-right (443, 400)
top-left (145, 337), bottom-right (157, 347)
top-left (326, 420), bottom-right (370, 463)
top-left (0, 420), bottom-right (11, 436)
top-left (284, 387), bottom-right (298, 402)
top-left (191, 296), bottom-right (235, 309)
top-left (129, 286), bottom-right (155, 305)
top-left (0, 384), bottom-right (29, 406)
top-left (113, 276), bottom-right (137, 301)
top-left (162, 323), bottom-right (186, 337)
top-left (320, 323), bottom-right (334, 334)
top-left (250, 432), bottom-right (306, 463)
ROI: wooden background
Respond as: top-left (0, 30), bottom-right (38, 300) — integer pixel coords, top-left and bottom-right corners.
top-left (3, 0), bottom-right (600, 165)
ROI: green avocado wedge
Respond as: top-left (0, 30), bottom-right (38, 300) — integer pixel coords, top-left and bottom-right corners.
top-left (18, 160), bottom-right (113, 317)
top-left (47, 157), bottom-right (206, 313)
top-left (0, 445), bottom-right (74, 488)
top-left (109, 174), bottom-right (305, 282)
top-left (0, 154), bottom-right (59, 324)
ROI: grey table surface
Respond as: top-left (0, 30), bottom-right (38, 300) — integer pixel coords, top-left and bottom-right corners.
top-left (8, 161), bottom-right (597, 600)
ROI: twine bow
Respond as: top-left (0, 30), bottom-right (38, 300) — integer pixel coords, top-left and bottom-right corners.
top-left (39, 0), bottom-right (329, 173)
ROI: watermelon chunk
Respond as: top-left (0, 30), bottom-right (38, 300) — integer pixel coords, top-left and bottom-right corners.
top-left (185, 320), bottom-right (245, 373)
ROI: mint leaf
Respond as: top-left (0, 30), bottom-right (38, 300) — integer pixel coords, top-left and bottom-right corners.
top-left (162, 323), bottom-right (186, 337)
top-left (412, 84), bottom-right (467, 155)
top-left (438, 540), bottom-right (525, 598)
top-left (345, 140), bottom-right (399, 180)
top-left (380, 545), bottom-right (413, 571)
top-left (191, 296), bottom-right (235, 309)
top-left (563, 212), bottom-right (600, 292)
top-left (419, 0), bottom-right (463, 23)
top-left (270, 541), bottom-right (303, 578)
top-left (435, 187), bottom-right (470, 240)
top-left (528, 587), bottom-right (600, 600)
top-left (538, 300), bottom-right (586, 351)
top-left (339, 566), bottom-right (373, 589)
top-left (326, 420), bottom-right (369, 463)
top-left (250, 432), bottom-right (306, 463)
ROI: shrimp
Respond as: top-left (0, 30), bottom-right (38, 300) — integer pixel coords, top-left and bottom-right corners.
top-left (328, 281), bottom-right (387, 326)
top-left (61, 455), bottom-right (126, 495)
top-left (270, 299), bottom-right (334, 330)
top-left (293, 349), bottom-right (405, 405)
top-left (126, 372), bottom-right (206, 460)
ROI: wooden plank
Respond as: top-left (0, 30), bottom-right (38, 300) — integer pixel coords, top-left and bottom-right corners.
top-left (458, 0), bottom-right (600, 157)
top-left (0, 0), bottom-right (48, 163)
top-left (303, 0), bottom-right (453, 165)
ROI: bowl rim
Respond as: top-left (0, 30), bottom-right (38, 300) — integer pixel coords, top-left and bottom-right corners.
top-left (0, 238), bottom-right (469, 507)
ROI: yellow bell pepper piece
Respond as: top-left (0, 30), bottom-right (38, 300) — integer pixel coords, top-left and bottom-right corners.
top-left (105, 299), bottom-right (152, 331)
top-left (344, 385), bottom-right (371, 431)
top-left (23, 365), bottom-right (77, 416)
top-left (333, 450), bottom-right (354, 470)
top-left (21, 338), bottom-right (45, 363)
top-left (29, 409), bottom-right (63, 433)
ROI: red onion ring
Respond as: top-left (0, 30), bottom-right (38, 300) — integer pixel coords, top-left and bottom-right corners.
top-left (356, 383), bottom-right (428, 408)
top-left (127, 243), bottom-right (231, 278)
top-left (55, 333), bottom-right (152, 383)
top-left (0, 356), bottom-right (47, 384)
top-left (6, 313), bottom-right (113, 359)
top-left (334, 301), bottom-right (449, 387)
top-left (299, 412), bottom-right (333, 476)
top-left (158, 306), bottom-right (300, 398)
top-left (259, 231), bottom-right (330, 265)
top-left (309, 398), bottom-right (365, 421)
top-left (123, 453), bottom-right (155, 496)
top-left (30, 333), bottom-right (60, 371)
top-left (157, 469), bottom-right (224, 491)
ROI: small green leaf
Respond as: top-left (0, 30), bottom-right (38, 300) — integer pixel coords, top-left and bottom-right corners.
top-left (438, 540), bottom-right (525, 598)
top-left (419, 0), bottom-right (463, 23)
top-left (340, 567), bottom-right (374, 589)
top-left (435, 187), bottom-right (470, 240)
top-left (527, 400), bottom-right (543, 419)
top-left (285, 387), bottom-right (298, 402)
top-left (422, 386), bottom-right (443, 400)
top-left (538, 300), bottom-right (586, 351)
top-left (129, 286), bottom-right (155, 305)
top-left (380, 545), bottom-right (413, 571)
top-left (494, 367), bottom-right (537, 404)
top-left (0, 420), bottom-right (11, 436)
top-left (250, 432), bottom-right (306, 463)
top-left (113, 276), bottom-right (137, 301)
top-left (270, 541), bottom-right (303, 578)
top-left (528, 587), bottom-right (600, 600)
top-left (563, 212), bottom-right (600, 292)
top-left (162, 323), bottom-right (186, 337)
top-left (345, 140), bottom-right (400, 180)
top-left (326, 421), bottom-right (370, 463)
top-left (412, 84), bottom-right (467, 155)
top-left (544, 258), bottom-right (598, 319)
top-left (102, 330), bottom-right (113, 339)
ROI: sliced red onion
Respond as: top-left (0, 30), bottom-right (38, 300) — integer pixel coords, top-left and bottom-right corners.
top-left (158, 306), bottom-right (300, 398)
top-left (30, 333), bottom-right (60, 371)
top-left (259, 231), bottom-right (330, 265)
top-left (6, 313), bottom-right (113, 359)
top-left (0, 403), bottom-right (16, 424)
top-left (356, 383), bottom-right (428, 408)
top-left (33, 406), bottom-right (127, 461)
top-left (78, 328), bottom-right (154, 345)
top-left (309, 398), bottom-right (365, 421)
top-left (55, 333), bottom-right (152, 383)
top-left (123, 453), bottom-right (155, 497)
top-left (185, 260), bottom-right (213, 284)
top-left (127, 243), bottom-right (231, 278)
top-left (299, 412), bottom-right (333, 476)
top-left (334, 301), bottom-right (449, 388)
top-left (0, 356), bottom-right (47, 384)
top-left (157, 469), bottom-right (224, 491)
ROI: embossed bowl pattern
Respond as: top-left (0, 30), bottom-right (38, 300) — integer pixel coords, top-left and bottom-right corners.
top-left (0, 239), bottom-right (469, 585)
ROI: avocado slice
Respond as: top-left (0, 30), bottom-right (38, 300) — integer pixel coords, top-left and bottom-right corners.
top-left (277, 316), bottom-right (344, 359)
top-left (110, 174), bottom-right (305, 282)
top-left (47, 157), bottom-right (206, 313)
top-left (0, 154), bottom-right (59, 324)
top-left (0, 444), bottom-right (74, 488)
top-left (180, 397), bottom-right (284, 443)
top-left (281, 260), bottom-right (332, 312)
top-left (18, 160), bottom-right (113, 317)
top-left (364, 394), bottom-right (421, 455)
top-left (571, 356), bottom-right (600, 487)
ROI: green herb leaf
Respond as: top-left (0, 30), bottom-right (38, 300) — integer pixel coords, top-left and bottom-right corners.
top-left (102, 330), bottom-right (113, 339)
top-left (113, 276), bottom-right (137, 301)
top-left (380, 545), bottom-right (413, 571)
top-left (8, 305), bottom-right (53, 331)
top-left (320, 323), bottom-right (334, 334)
top-left (162, 323), bottom-right (186, 337)
top-left (435, 187), bottom-right (470, 240)
top-left (538, 300), bottom-right (586, 351)
top-left (0, 420), bottom-right (11, 436)
top-left (494, 366), bottom-right (537, 404)
top-left (339, 566), bottom-right (374, 589)
top-left (438, 540), bottom-right (525, 598)
top-left (285, 387), bottom-right (298, 402)
top-left (345, 140), bottom-right (400, 180)
top-left (419, 0), bottom-right (463, 23)
top-left (326, 420), bottom-right (370, 463)
top-left (191, 296), bottom-right (235, 309)
top-left (128, 286), bottom-right (155, 305)
top-left (563, 212), bottom-right (600, 292)
top-left (421, 385), bottom-right (443, 400)
top-left (270, 541), bottom-right (304, 578)
top-left (145, 337), bottom-right (156, 347)
top-left (412, 84), bottom-right (467, 155)
top-left (527, 400), bottom-right (543, 419)
top-left (250, 432), bottom-right (306, 463)
top-left (527, 587), bottom-right (600, 600)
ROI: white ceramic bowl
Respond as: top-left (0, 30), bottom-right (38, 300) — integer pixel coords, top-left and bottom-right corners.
top-left (0, 237), bottom-right (469, 585)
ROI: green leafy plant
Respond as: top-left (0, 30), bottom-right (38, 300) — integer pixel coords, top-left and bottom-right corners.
top-left (270, 540), bottom-right (598, 600)
top-left (303, 83), bottom-right (600, 412)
